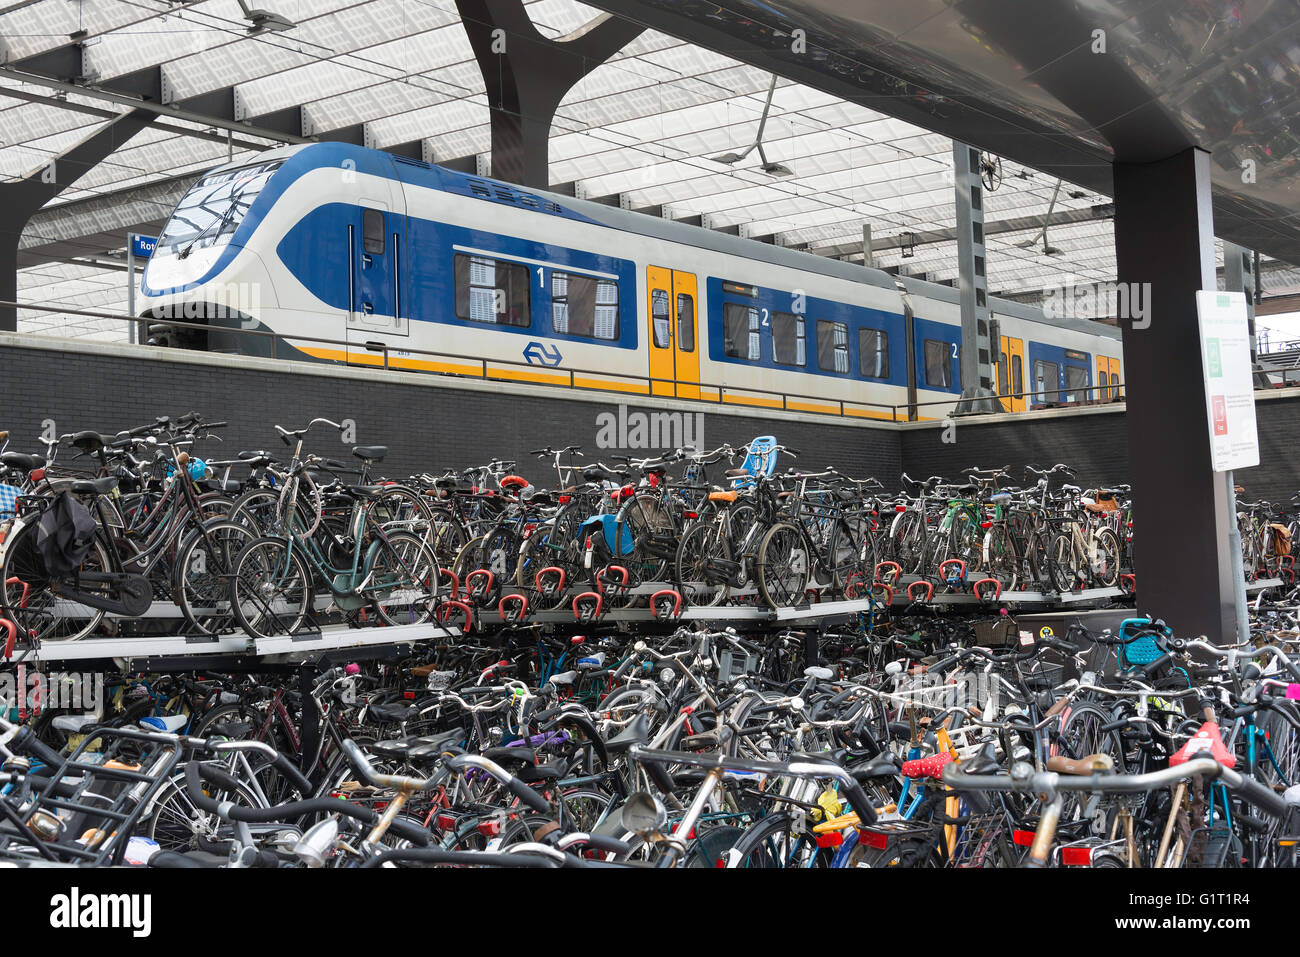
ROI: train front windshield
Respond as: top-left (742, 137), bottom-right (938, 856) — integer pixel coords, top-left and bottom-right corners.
top-left (156, 160), bottom-right (282, 258)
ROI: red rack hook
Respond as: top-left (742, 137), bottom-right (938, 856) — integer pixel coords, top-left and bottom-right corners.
top-left (938, 559), bottom-right (967, 586)
top-left (650, 589), bottom-right (683, 620)
top-left (874, 561), bottom-right (902, 584)
top-left (907, 580), bottom-right (934, 603)
top-left (572, 592), bottom-right (604, 622)
top-left (0, 618), bottom-right (16, 660)
top-left (497, 593), bottom-right (529, 623)
top-left (438, 569), bottom-right (459, 601)
top-left (436, 600), bottom-right (473, 631)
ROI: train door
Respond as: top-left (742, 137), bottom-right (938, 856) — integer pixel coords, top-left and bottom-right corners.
top-left (999, 335), bottom-right (1026, 412)
top-left (1097, 355), bottom-right (1120, 400)
top-left (347, 201), bottom-right (408, 364)
top-left (646, 266), bottom-right (700, 399)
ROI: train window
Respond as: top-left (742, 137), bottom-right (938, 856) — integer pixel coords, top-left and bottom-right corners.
top-left (1034, 359), bottom-right (1059, 403)
top-left (651, 289), bottom-right (670, 348)
top-left (997, 350), bottom-right (1008, 397)
top-left (1011, 354), bottom-right (1023, 398)
top-left (1064, 365), bottom-right (1089, 402)
top-left (858, 328), bottom-right (889, 379)
top-left (723, 303), bottom-right (760, 360)
top-left (552, 271), bottom-right (619, 341)
top-left (363, 209), bottom-right (385, 255)
top-left (816, 320), bottom-right (849, 373)
top-left (677, 294), bottom-right (695, 352)
top-left (923, 339), bottom-right (952, 388)
top-left (1111, 372), bottom-right (1120, 398)
top-left (454, 254), bottom-right (530, 327)
top-left (157, 160), bottom-right (283, 255)
top-left (772, 312), bottom-right (806, 366)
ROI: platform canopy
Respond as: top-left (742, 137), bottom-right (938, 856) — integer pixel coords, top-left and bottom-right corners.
top-left (1, 0), bottom-right (1296, 339)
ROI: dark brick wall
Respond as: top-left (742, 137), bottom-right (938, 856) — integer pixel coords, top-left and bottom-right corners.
top-left (901, 409), bottom-right (1132, 490)
top-left (4, 340), bottom-right (1294, 500)
top-left (900, 396), bottom-right (1300, 502)
top-left (0, 344), bottom-right (899, 482)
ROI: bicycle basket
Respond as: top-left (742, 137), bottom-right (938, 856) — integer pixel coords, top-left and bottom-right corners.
top-left (0, 484), bottom-right (20, 520)
top-left (718, 646), bottom-right (758, 682)
top-left (1117, 617), bottom-right (1172, 668)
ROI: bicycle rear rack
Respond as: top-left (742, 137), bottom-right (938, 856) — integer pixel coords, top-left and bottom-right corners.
top-left (0, 727), bottom-right (181, 866)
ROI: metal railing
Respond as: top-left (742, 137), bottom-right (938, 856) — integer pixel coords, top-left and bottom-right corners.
top-left (2, 301), bottom-right (906, 420)
top-left (907, 382), bottom-right (1127, 418)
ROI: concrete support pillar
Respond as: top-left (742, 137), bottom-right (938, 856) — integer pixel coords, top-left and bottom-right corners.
top-left (951, 142), bottom-right (997, 412)
top-left (454, 0), bottom-right (643, 188)
top-left (1114, 147), bottom-right (1235, 644)
top-left (0, 109), bottom-right (154, 331)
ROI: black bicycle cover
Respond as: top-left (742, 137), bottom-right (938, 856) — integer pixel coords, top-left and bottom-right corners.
top-left (36, 491), bottom-right (97, 576)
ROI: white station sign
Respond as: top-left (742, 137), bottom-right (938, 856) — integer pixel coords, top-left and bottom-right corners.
top-left (1195, 290), bottom-right (1259, 472)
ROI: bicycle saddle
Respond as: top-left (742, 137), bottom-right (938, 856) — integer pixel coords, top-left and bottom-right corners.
top-left (900, 752), bottom-right (954, 779)
top-left (1170, 721), bottom-right (1235, 768)
top-left (849, 751), bottom-right (902, 780)
top-left (963, 742), bottom-right (1002, 776)
top-left (604, 712), bottom-right (653, 754)
top-left (71, 430), bottom-right (107, 453)
top-left (2, 451), bottom-right (44, 471)
top-left (70, 476), bottom-right (118, 495)
top-left (1046, 752), bottom-right (1115, 775)
top-left (483, 745), bottom-right (536, 765)
top-left (352, 445), bottom-right (387, 462)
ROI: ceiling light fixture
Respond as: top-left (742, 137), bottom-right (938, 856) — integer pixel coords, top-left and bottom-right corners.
top-left (709, 75), bottom-right (792, 178)
top-left (234, 0), bottom-right (296, 35)
top-left (1016, 179), bottom-right (1066, 259)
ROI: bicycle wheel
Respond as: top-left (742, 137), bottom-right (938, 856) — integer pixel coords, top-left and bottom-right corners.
top-left (426, 507), bottom-right (470, 568)
top-left (675, 521), bottom-right (730, 606)
top-left (0, 520), bottom-right (108, 642)
top-left (366, 483), bottom-right (432, 530)
top-left (175, 519), bottom-right (259, 636)
top-left (757, 522), bottom-right (811, 608)
top-left (948, 511), bottom-right (983, 573)
top-left (231, 536), bottom-right (314, 639)
top-left (1055, 702), bottom-right (1127, 773)
top-left (451, 535), bottom-right (485, 582)
top-left (1090, 527), bottom-right (1122, 588)
top-left (982, 524), bottom-right (1019, 591)
top-left (228, 487), bottom-right (282, 534)
top-left (827, 515), bottom-right (871, 595)
top-left (142, 766), bottom-right (265, 852)
top-left (369, 530), bottom-right (439, 626)
top-left (617, 493), bottom-right (676, 586)
top-left (1047, 533), bottom-right (1077, 593)
top-left (892, 510), bottom-right (925, 574)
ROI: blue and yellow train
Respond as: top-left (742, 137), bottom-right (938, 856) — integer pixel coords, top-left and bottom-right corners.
top-left (141, 142), bottom-right (1123, 420)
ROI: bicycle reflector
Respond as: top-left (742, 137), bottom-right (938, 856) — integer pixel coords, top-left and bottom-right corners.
top-left (859, 830), bottom-right (889, 850)
top-left (1060, 846), bottom-right (1093, 866)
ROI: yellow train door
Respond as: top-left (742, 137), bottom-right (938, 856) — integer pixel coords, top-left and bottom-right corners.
top-left (1000, 335), bottom-right (1026, 412)
top-left (1097, 355), bottom-right (1121, 400)
top-left (646, 266), bottom-right (699, 399)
